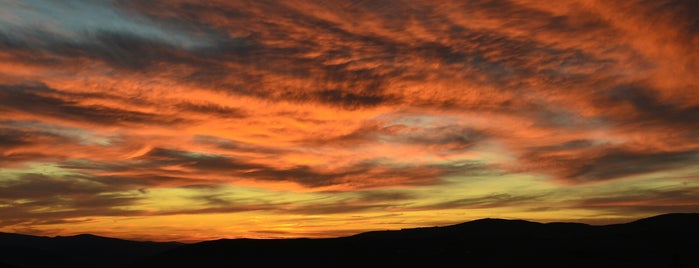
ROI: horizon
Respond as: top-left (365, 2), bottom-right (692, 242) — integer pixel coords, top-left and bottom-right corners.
top-left (5, 212), bottom-right (693, 243)
top-left (1, 0), bottom-right (698, 242)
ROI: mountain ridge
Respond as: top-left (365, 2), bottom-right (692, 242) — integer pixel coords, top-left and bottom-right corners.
top-left (1, 213), bottom-right (698, 267)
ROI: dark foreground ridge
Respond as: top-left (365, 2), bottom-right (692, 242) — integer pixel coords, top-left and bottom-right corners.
top-left (2, 213), bottom-right (698, 268)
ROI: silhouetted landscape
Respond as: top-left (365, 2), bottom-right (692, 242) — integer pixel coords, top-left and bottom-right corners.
top-left (2, 213), bottom-right (698, 268)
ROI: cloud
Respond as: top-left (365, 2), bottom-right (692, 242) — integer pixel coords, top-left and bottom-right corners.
top-left (567, 149), bottom-right (699, 182)
top-left (1, 0), bottom-right (698, 239)
top-left (89, 147), bottom-right (487, 189)
top-left (0, 84), bottom-right (183, 126)
top-left (575, 187), bottom-right (699, 215)
top-left (0, 128), bottom-right (58, 150)
top-left (414, 193), bottom-right (544, 210)
top-left (518, 141), bottom-right (699, 182)
top-left (2, 0), bottom-right (695, 182)
top-left (598, 84), bottom-right (699, 127)
top-left (0, 173), bottom-right (107, 199)
top-left (0, 0), bottom-right (216, 50)
top-left (175, 102), bottom-right (247, 118)
top-left (0, 173), bottom-right (144, 226)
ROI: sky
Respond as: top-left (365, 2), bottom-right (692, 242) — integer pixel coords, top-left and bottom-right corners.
top-left (0, 0), bottom-right (698, 242)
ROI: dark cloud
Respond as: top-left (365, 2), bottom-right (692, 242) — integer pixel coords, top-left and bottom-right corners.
top-left (575, 187), bottom-right (699, 215)
top-left (134, 147), bottom-right (260, 172)
top-left (0, 0), bottom-right (617, 114)
top-left (0, 173), bottom-right (145, 226)
top-left (601, 85), bottom-right (699, 126)
top-left (416, 193), bottom-right (543, 210)
top-left (281, 202), bottom-right (386, 215)
top-left (175, 102), bottom-right (247, 118)
top-left (0, 201), bottom-right (140, 227)
top-left (400, 125), bottom-right (486, 153)
top-left (0, 84), bottom-right (183, 126)
top-left (312, 89), bottom-right (393, 109)
top-left (0, 173), bottom-right (107, 199)
top-left (628, 0), bottom-right (699, 36)
top-left (301, 122), bottom-right (485, 153)
top-left (0, 128), bottom-right (57, 150)
top-left (567, 149), bottom-right (699, 182)
top-left (101, 0), bottom-right (614, 111)
top-left (0, 152), bottom-right (59, 167)
top-left (357, 191), bottom-right (415, 202)
top-left (243, 160), bottom-right (485, 189)
top-left (66, 147), bottom-right (488, 189)
top-left (192, 135), bottom-right (283, 154)
top-left (520, 140), bottom-right (699, 182)
top-left (528, 139), bottom-right (596, 152)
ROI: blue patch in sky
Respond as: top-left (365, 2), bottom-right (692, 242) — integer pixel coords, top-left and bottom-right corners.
top-left (0, 0), bottom-right (212, 49)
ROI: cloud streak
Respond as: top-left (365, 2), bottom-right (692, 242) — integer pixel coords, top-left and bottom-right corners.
top-left (0, 0), bottom-right (697, 240)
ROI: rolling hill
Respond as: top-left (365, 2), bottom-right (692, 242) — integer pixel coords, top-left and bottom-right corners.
top-left (2, 213), bottom-right (698, 267)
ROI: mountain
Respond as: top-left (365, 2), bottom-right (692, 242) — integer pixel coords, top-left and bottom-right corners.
top-left (1, 213), bottom-right (698, 267)
top-left (0, 233), bottom-right (181, 268)
top-left (135, 213), bottom-right (699, 268)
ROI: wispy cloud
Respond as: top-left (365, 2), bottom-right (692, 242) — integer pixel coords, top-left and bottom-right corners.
top-left (0, 0), bottom-right (697, 240)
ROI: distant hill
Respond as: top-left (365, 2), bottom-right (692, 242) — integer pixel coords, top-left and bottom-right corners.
top-left (2, 213), bottom-right (698, 267)
top-left (134, 213), bottom-right (699, 268)
top-left (0, 233), bottom-right (180, 268)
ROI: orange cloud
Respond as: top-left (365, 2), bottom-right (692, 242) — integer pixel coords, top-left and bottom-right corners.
top-left (1, 0), bottom-right (697, 241)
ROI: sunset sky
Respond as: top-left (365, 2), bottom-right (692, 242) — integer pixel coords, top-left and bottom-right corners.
top-left (1, 0), bottom-right (698, 242)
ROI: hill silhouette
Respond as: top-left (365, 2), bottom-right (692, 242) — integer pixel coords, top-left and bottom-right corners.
top-left (0, 233), bottom-right (180, 268)
top-left (1, 213), bottom-right (698, 267)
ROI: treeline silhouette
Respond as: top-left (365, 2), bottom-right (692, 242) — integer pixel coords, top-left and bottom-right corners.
top-left (1, 213), bottom-right (698, 267)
